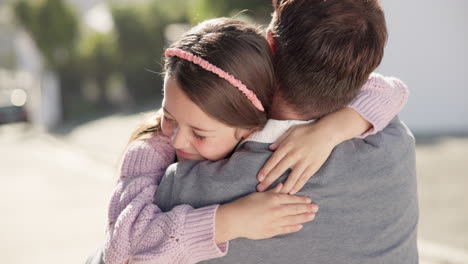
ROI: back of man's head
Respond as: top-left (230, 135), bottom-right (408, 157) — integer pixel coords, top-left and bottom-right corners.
top-left (268, 0), bottom-right (387, 119)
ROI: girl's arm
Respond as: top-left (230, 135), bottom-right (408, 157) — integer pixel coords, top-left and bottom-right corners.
top-left (348, 72), bottom-right (409, 137)
top-left (104, 135), bottom-right (228, 264)
top-left (257, 73), bottom-right (409, 194)
top-left (104, 134), bottom-right (316, 264)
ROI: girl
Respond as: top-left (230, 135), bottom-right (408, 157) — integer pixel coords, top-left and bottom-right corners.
top-left (99, 18), bottom-right (408, 264)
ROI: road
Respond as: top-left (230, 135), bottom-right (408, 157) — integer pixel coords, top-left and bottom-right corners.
top-left (0, 115), bottom-right (467, 264)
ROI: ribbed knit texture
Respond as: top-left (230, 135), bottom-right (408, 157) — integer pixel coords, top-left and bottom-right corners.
top-left (102, 72), bottom-right (408, 264)
top-left (350, 72), bottom-right (409, 137)
top-left (103, 135), bottom-right (228, 264)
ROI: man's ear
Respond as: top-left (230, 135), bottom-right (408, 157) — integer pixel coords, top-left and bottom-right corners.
top-left (272, 0), bottom-right (281, 9)
top-left (267, 30), bottom-right (276, 54)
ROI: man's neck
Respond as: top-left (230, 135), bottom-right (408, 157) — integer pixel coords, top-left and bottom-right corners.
top-left (270, 94), bottom-right (308, 121)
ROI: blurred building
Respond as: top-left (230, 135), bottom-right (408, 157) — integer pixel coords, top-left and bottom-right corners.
top-left (2, 0), bottom-right (467, 135)
top-left (0, 3), bottom-right (60, 130)
top-left (0, 0), bottom-right (113, 130)
top-left (379, 0), bottom-right (468, 135)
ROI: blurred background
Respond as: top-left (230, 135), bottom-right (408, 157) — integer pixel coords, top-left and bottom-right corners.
top-left (0, 0), bottom-right (466, 263)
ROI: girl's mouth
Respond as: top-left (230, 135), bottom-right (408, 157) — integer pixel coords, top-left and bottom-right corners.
top-left (176, 149), bottom-right (193, 159)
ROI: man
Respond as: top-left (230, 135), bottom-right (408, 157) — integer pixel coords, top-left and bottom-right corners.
top-left (155, 0), bottom-right (418, 263)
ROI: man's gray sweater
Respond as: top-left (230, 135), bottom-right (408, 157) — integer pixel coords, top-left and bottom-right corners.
top-left (154, 117), bottom-right (419, 264)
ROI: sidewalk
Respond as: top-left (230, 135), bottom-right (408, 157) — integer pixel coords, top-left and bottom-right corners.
top-left (1, 115), bottom-right (467, 264)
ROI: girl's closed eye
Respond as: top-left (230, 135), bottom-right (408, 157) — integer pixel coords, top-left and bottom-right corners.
top-left (163, 115), bottom-right (174, 122)
top-left (161, 115), bottom-right (177, 137)
top-left (193, 131), bottom-right (206, 140)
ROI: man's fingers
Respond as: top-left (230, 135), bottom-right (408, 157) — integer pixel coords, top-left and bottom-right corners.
top-left (257, 150), bottom-right (287, 182)
top-left (257, 155), bottom-right (294, 192)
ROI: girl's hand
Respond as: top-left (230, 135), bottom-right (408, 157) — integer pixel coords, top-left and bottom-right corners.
top-left (215, 183), bottom-right (318, 243)
top-left (256, 107), bottom-right (371, 195)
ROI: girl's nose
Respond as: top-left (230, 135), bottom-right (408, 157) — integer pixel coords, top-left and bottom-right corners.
top-left (171, 127), bottom-right (189, 149)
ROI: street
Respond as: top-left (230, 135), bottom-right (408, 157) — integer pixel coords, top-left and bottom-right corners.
top-left (1, 115), bottom-right (467, 264)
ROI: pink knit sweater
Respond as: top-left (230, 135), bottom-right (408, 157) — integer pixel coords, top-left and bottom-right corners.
top-left (103, 73), bottom-right (409, 264)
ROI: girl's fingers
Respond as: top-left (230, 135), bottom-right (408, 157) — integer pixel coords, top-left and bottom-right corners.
top-left (278, 193), bottom-right (313, 205)
top-left (258, 154), bottom-right (295, 192)
top-left (270, 183), bottom-right (283, 193)
top-left (257, 129), bottom-right (292, 182)
top-left (281, 212), bottom-right (316, 226)
top-left (269, 129), bottom-right (291, 150)
top-left (290, 176), bottom-right (308, 196)
top-left (279, 203), bottom-right (317, 217)
top-left (291, 165), bottom-right (318, 194)
top-left (275, 224), bottom-right (303, 236)
top-left (257, 148), bottom-right (287, 183)
top-left (280, 162), bottom-right (307, 194)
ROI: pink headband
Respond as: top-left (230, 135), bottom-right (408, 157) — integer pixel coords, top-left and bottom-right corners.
top-left (165, 48), bottom-right (265, 112)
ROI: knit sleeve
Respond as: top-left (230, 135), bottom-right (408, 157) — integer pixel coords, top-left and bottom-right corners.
top-left (103, 134), bottom-right (228, 264)
top-left (348, 72), bottom-right (409, 137)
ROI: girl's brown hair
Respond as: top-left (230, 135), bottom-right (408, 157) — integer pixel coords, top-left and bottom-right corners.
top-left (130, 18), bottom-right (274, 142)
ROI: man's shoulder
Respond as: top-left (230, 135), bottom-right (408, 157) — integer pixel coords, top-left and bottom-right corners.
top-left (363, 116), bottom-right (414, 146)
top-left (309, 116), bottom-right (416, 187)
top-left (157, 142), bottom-right (275, 208)
top-left (334, 116), bottom-right (415, 157)
top-left (167, 141), bottom-right (273, 183)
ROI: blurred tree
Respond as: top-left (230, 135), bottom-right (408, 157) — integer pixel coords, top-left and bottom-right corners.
top-left (187, 0), bottom-right (273, 24)
top-left (78, 31), bottom-right (118, 107)
top-left (13, 0), bottom-right (82, 119)
top-left (109, 0), bottom-right (273, 105)
top-left (13, 0), bottom-right (78, 69)
top-left (110, 2), bottom-right (182, 103)
top-left (11, 0), bottom-right (274, 121)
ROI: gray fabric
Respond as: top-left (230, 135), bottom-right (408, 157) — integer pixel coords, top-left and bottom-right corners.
top-left (85, 247), bottom-right (105, 264)
top-left (154, 117), bottom-right (419, 264)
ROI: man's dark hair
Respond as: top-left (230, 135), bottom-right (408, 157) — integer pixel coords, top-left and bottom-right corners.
top-left (269, 0), bottom-right (388, 118)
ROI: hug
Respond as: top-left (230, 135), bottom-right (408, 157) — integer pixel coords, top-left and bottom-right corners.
top-left (88, 1), bottom-right (418, 263)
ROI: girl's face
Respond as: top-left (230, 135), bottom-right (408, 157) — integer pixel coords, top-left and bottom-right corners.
top-left (161, 75), bottom-right (253, 161)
